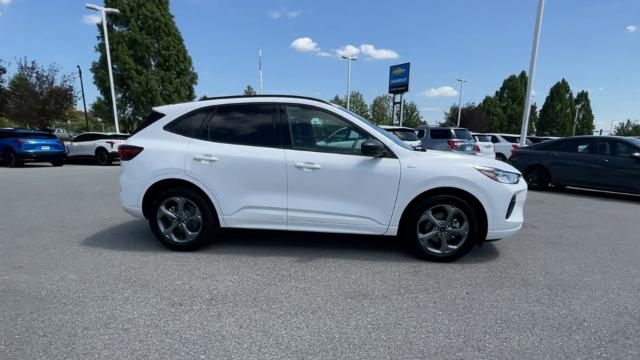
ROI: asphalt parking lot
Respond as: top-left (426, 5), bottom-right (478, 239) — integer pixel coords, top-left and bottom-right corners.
top-left (1, 164), bottom-right (639, 359)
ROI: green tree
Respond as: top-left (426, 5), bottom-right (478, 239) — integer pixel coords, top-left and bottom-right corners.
top-left (370, 95), bottom-right (391, 125)
top-left (442, 102), bottom-right (491, 132)
top-left (90, 0), bottom-right (198, 133)
top-left (4, 58), bottom-right (76, 129)
top-left (243, 85), bottom-right (257, 96)
top-left (573, 90), bottom-right (595, 135)
top-left (537, 79), bottom-right (574, 136)
top-left (399, 101), bottom-right (424, 128)
top-left (613, 119), bottom-right (640, 136)
top-left (479, 95), bottom-right (505, 131)
top-left (329, 95), bottom-right (346, 108)
top-left (477, 71), bottom-right (536, 134)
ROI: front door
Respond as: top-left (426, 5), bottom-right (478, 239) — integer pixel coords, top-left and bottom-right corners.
top-left (283, 105), bottom-right (401, 235)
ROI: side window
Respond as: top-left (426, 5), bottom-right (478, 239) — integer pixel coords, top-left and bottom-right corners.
top-left (614, 141), bottom-right (638, 158)
top-left (73, 134), bottom-right (89, 142)
top-left (429, 129), bottom-right (451, 139)
top-left (166, 109), bottom-right (211, 140)
top-left (416, 129), bottom-right (425, 139)
top-left (208, 104), bottom-right (276, 147)
top-left (286, 105), bottom-right (370, 155)
top-left (595, 140), bottom-right (613, 156)
top-left (491, 136), bottom-right (500, 143)
top-left (556, 139), bottom-right (594, 154)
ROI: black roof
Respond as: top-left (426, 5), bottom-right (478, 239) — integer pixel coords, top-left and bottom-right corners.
top-left (200, 94), bottom-right (332, 105)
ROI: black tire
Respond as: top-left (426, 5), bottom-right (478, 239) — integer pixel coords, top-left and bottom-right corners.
top-left (149, 187), bottom-right (218, 251)
top-left (401, 195), bottom-right (478, 262)
top-left (523, 165), bottom-right (550, 191)
top-left (4, 149), bottom-right (23, 167)
top-left (495, 153), bottom-right (507, 162)
top-left (51, 159), bottom-right (64, 167)
top-left (96, 148), bottom-right (112, 166)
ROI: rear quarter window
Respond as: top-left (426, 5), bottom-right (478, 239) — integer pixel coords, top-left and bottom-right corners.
top-left (133, 111), bottom-right (166, 135)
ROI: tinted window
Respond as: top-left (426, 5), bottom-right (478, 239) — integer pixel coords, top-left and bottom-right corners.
top-left (390, 129), bottom-right (419, 141)
top-left (108, 134), bottom-right (130, 140)
top-left (18, 132), bottom-right (57, 139)
top-left (491, 136), bottom-right (500, 143)
top-left (208, 104), bottom-right (275, 147)
top-left (430, 129), bottom-right (452, 139)
top-left (133, 111), bottom-right (165, 135)
top-left (556, 139), bottom-right (594, 153)
top-left (73, 134), bottom-right (89, 142)
top-left (614, 141), bottom-right (639, 157)
top-left (166, 109), bottom-right (211, 140)
top-left (502, 135), bottom-right (519, 143)
top-left (287, 105), bottom-right (370, 155)
top-left (453, 129), bottom-right (472, 140)
top-left (416, 129), bottom-right (426, 139)
top-left (474, 135), bottom-right (491, 142)
top-left (595, 140), bottom-right (613, 156)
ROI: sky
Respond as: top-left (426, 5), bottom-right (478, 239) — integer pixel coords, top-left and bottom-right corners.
top-left (0, 0), bottom-right (638, 132)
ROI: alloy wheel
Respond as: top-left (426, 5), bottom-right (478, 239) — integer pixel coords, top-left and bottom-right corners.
top-left (416, 204), bottom-right (469, 255)
top-left (156, 196), bottom-right (203, 243)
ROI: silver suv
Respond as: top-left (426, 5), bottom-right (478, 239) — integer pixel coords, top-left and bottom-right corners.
top-left (416, 127), bottom-right (476, 154)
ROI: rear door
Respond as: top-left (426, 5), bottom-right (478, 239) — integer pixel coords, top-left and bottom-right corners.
top-left (594, 139), bottom-right (640, 193)
top-left (547, 138), bottom-right (599, 187)
top-left (182, 103), bottom-right (287, 230)
top-left (283, 104), bottom-right (401, 235)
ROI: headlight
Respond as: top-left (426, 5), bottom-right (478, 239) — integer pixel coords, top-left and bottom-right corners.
top-left (474, 166), bottom-right (520, 184)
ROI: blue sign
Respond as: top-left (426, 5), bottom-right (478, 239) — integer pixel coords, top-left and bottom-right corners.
top-left (389, 63), bottom-right (410, 94)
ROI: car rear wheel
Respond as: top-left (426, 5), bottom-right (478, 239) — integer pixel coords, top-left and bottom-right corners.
top-left (149, 187), bottom-right (218, 251)
top-left (96, 148), bottom-right (112, 166)
top-left (4, 149), bottom-right (23, 167)
top-left (51, 159), bottom-right (64, 167)
top-left (402, 195), bottom-right (477, 262)
top-left (524, 166), bottom-right (550, 191)
top-left (495, 153), bottom-right (507, 161)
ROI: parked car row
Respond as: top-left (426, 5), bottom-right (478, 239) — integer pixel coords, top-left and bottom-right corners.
top-left (0, 128), bottom-right (129, 167)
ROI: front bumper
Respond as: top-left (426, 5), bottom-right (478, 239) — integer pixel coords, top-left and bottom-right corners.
top-left (485, 180), bottom-right (527, 240)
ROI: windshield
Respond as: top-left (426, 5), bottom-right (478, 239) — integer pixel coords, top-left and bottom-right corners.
top-left (390, 129), bottom-right (419, 141)
top-left (338, 107), bottom-right (414, 150)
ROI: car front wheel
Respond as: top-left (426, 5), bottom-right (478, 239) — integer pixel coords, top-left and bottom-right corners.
top-left (402, 195), bottom-right (478, 262)
top-left (149, 188), bottom-right (218, 251)
top-left (96, 148), bottom-right (112, 166)
top-left (523, 166), bottom-right (550, 191)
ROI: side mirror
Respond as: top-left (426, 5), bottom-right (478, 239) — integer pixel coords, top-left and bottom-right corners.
top-left (361, 139), bottom-right (386, 158)
top-left (630, 152), bottom-right (640, 161)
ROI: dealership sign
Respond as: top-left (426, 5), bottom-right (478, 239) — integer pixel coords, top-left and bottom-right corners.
top-left (388, 63), bottom-right (410, 94)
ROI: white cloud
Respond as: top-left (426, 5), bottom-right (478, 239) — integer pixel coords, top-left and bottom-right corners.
top-left (268, 9), bottom-right (302, 20)
top-left (0, 0), bottom-right (11, 15)
top-left (317, 51), bottom-right (333, 57)
top-left (291, 37), bottom-right (320, 53)
top-left (336, 45), bottom-right (360, 58)
top-left (82, 14), bottom-right (102, 25)
top-left (267, 10), bottom-right (282, 19)
top-left (626, 25), bottom-right (637, 32)
top-left (421, 86), bottom-right (459, 97)
top-left (420, 107), bottom-right (441, 112)
top-left (359, 44), bottom-right (399, 60)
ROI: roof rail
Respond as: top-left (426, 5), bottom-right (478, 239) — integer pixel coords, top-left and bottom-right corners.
top-left (200, 94), bottom-right (332, 105)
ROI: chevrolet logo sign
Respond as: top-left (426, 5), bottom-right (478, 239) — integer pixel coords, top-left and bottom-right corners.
top-left (392, 68), bottom-right (406, 75)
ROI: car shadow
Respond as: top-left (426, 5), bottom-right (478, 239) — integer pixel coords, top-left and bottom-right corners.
top-left (82, 220), bottom-right (500, 263)
top-left (64, 158), bottom-right (121, 166)
top-left (547, 186), bottom-right (640, 204)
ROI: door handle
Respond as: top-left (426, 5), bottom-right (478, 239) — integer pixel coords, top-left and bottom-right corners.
top-left (295, 162), bottom-right (321, 170)
top-left (193, 154), bottom-right (218, 163)
top-left (601, 158), bottom-right (609, 163)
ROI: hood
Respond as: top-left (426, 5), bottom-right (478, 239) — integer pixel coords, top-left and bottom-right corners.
top-left (411, 149), bottom-right (521, 174)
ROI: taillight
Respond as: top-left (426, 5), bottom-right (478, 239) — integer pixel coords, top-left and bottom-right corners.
top-left (510, 150), bottom-right (520, 160)
top-left (512, 143), bottom-right (520, 149)
top-left (118, 145), bottom-right (143, 161)
top-left (15, 140), bottom-right (30, 145)
top-left (447, 140), bottom-right (458, 151)
top-left (474, 144), bottom-right (481, 153)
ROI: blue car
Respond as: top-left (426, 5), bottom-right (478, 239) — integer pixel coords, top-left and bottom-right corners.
top-left (0, 129), bottom-right (67, 167)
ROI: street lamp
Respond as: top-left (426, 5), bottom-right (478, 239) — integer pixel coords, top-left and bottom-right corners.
top-left (610, 120), bottom-right (619, 135)
top-left (572, 104), bottom-right (582, 136)
top-left (85, 3), bottom-right (120, 133)
top-left (456, 78), bottom-right (467, 127)
top-left (340, 55), bottom-right (358, 110)
top-left (76, 65), bottom-right (89, 131)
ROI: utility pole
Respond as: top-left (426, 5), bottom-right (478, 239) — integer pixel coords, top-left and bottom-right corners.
top-left (456, 79), bottom-right (467, 127)
top-left (86, 3), bottom-right (121, 133)
top-left (519, 0), bottom-right (545, 146)
top-left (340, 55), bottom-right (357, 110)
top-left (77, 65), bottom-right (89, 131)
top-left (258, 49), bottom-right (263, 95)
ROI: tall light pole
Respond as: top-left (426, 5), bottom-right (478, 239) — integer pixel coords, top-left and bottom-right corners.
top-left (519, 0), bottom-right (545, 146)
top-left (258, 49), bottom-right (263, 95)
top-left (456, 78), bottom-right (467, 127)
top-left (77, 65), bottom-right (89, 131)
top-left (572, 104), bottom-right (581, 136)
top-left (86, 3), bottom-right (120, 133)
top-left (340, 55), bottom-right (357, 110)
top-left (610, 120), bottom-right (619, 135)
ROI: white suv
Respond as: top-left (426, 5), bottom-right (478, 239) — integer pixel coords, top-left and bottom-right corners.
top-left (119, 96), bottom-right (527, 261)
top-left (66, 132), bottom-right (129, 165)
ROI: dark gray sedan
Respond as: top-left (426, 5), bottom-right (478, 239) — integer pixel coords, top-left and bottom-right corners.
top-left (508, 136), bottom-right (640, 194)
